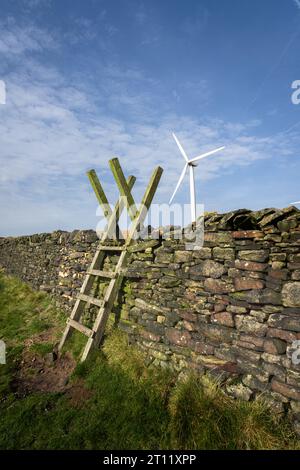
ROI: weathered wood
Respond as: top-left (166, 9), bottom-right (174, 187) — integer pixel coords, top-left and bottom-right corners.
top-left (81, 251), bottom-right (127, 361)
top-left (58, 175), bottom-right (136, 352)
top-left (109, 158), bottom-right (138, 221)
top-left (100, 245), bottom-right (125, 251)
top-left (125, 165), bottom-right (163, 242)
top-left (81, 165), bottom-right (163, 361)
top-left (87, 169), bottom-right (112, 220)
top-left (102, 175), bottom-right (136, 241)
top-left (77, 293), bottom-right (104, 308)
top-left (60, 159), bottom-right (163, 362)
top-left (67, 319), bottom-right (94, 338)
top-left (87, 269), bottom-right (116, 279)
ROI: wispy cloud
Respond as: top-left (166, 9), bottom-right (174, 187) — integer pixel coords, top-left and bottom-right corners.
top-left (0, 17), bottom-right (57, 55)
top-left (293, 0), bottom-right (300, 11)
top-left (135, 3), bottom-right (147, 25)
top-left (22, 0), bottom-right (52, 10)
top-left (181, 5), bottom-right (210, 37)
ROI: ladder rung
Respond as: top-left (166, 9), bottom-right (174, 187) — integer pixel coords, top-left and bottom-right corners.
top-left (67, 319), bottom-right (95, 338)
top-left (100, 245), bottom-right (125, 251)
top-left (87, 269), bottom-right (116, 279)
top-left (77, 293), bottom-right (104, 308)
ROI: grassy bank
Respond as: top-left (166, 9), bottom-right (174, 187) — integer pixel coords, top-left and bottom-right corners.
top-left (0, 270), bottom-right (299, 450)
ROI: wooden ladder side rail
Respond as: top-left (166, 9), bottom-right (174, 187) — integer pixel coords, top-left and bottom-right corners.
top-left (109, 158), bottom-right (139, 222)
top-left (87, 169), bottom-right (112, 220)
top-left (58, 175), bottom-right (136, 352)
top-left (124, 165), bottom-right (163, 243)
top-left (80, 252), bottom-right (126, 361)
top-left (80, 165), bottom-right (163, 361)
top-left (100, 174), bottom-right (136, 242)
top-left (87, 168), bottom-right (134, 238)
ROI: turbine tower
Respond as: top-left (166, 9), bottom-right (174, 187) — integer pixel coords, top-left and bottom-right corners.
top-left (169, 132), bottom-right (225, 225)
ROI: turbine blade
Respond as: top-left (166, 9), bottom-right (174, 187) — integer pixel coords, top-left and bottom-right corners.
top-left (290, 201), bottom-right (300, 205)
top-left (172, 132), bottom-right (189, 162)
top-left (169, 163), bottom-right (188, 204)
top-left (190, 146), bottom-right (225, 163)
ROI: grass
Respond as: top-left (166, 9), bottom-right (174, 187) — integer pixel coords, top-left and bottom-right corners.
top-left (0, 269), bottom-right (299, 450)
top-left (0, 270), bottom-right (64, 396)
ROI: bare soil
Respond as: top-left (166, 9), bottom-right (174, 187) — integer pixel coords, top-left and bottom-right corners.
top-left (13, 328), bottom-right (92, 405)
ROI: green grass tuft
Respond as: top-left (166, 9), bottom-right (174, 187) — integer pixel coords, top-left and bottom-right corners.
top-left (168, 375), bottom-right (297, 450)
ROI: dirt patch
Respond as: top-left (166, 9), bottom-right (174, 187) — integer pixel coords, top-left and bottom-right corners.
top-left (14, 350), bottom-right (76, 395)
top-left (13, 327), bottom-right (74, 394)
top-left (13, 328), bottom-right (93, 408)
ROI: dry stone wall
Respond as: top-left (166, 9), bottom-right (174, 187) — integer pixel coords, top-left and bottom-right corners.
top-left (1, 207), bottom-right (300, 432)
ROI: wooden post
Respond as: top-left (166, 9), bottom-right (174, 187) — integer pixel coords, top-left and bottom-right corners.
top-left (109, 158), bottom-right (138, 221)
top-left (87, 169), bottom-right (112, 220)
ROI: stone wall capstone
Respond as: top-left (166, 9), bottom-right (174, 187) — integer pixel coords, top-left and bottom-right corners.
top-left (1, 207), bottom-right (300, 432)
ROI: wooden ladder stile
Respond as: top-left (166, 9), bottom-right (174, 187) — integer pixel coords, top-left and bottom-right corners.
top-left (58, 172), bottom-right (135, 357)
top-left (58, 158), bottom-right (163, 362)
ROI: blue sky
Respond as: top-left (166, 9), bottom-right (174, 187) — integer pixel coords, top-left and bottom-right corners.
top-left (0, 0), bottom-right (300, 235)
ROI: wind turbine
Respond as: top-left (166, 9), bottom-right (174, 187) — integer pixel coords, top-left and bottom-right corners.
top-left (169, 132), bottom-right (225, 225)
